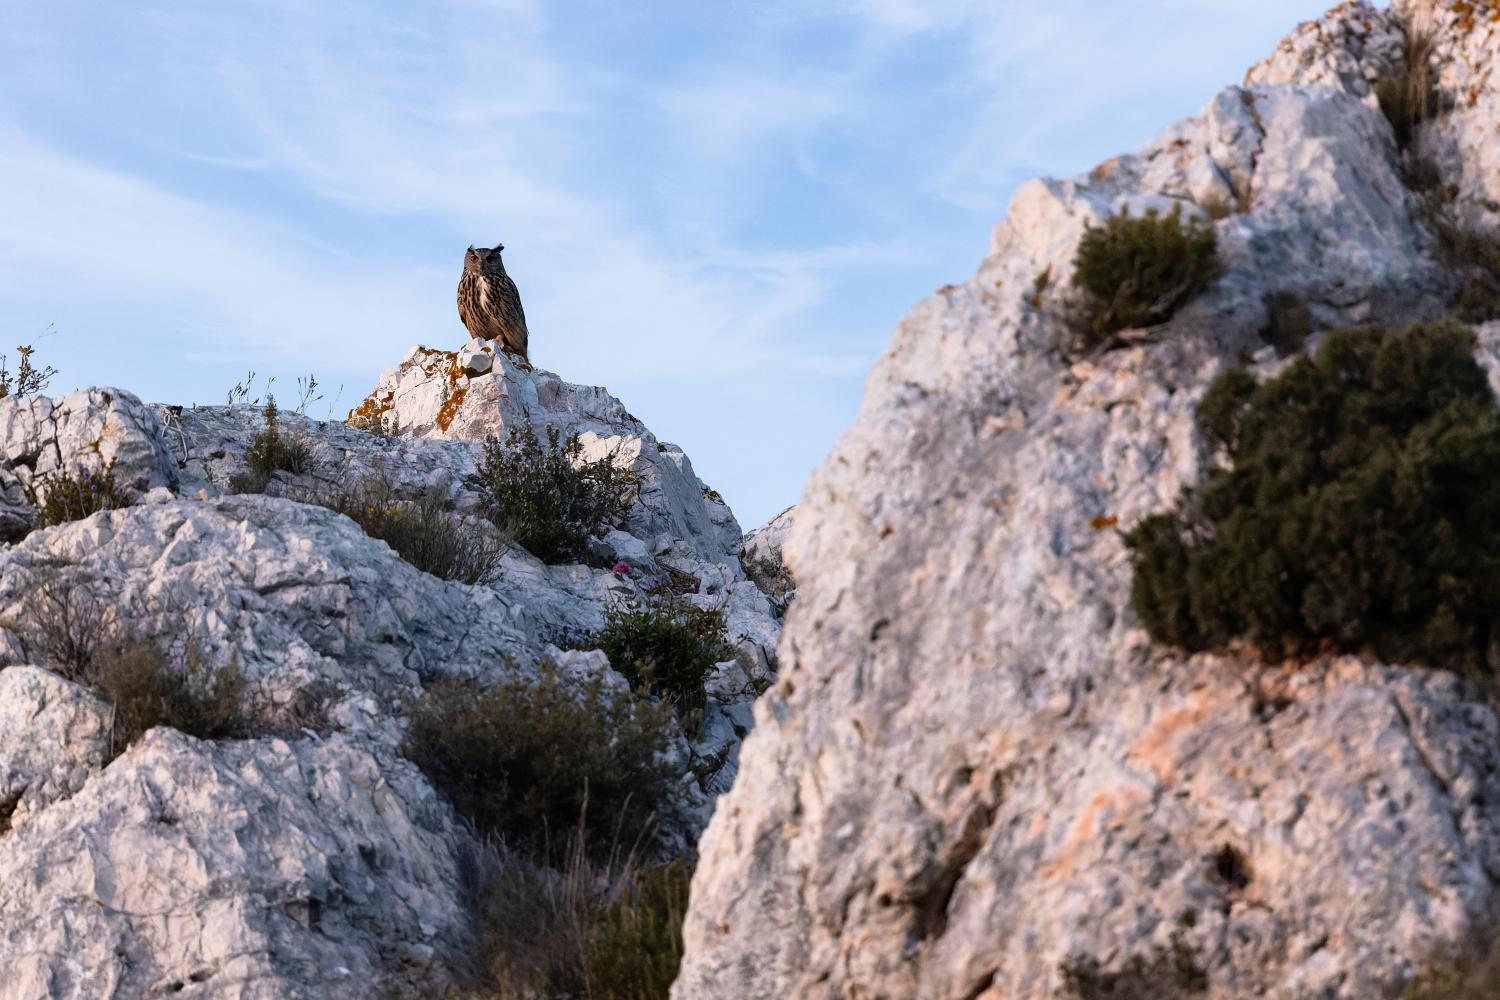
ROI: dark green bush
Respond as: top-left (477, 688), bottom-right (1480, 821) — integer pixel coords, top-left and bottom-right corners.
top-left (1127, 321), bottom-right (1500, 674)
top-left (582, 597), bottom-right (733, 727)
top-left (402, 661), bottom-right (674, 850)
top-left (37, 464), bottom-right (128, 528)
top-left (309, 472), bottom-right (503, 584)
top-left (1376, 29), bottom-right (1438, 150)
top-left (466, 425), bottom-right (638, 564)
top-left (1070, 206), bottom-right (1221, 346)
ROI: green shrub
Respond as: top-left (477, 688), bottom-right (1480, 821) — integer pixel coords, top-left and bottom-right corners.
top-left (234, 396), bottom-right (312, 491)
top-left (96, 642), bottom-right (252, 752)
top-left (1376, 29), bottom-right (1438, 150)
top-left (1127, 321), bottom-right (1500, 674)
top-left (402, 661), bottom-right (674, 850)
top-left (466, 425), bottom-right (637, 564)
top-left (582, 598), bottom-right (733, 728)
top-left (1070, 206), bottom-right (1221, 346)
top-left (308, 472), bottom-right (503, 584)
top-left (36, 464), bottom-right (129, 528)
top-left (463, 833), bottom-right (691, 1000)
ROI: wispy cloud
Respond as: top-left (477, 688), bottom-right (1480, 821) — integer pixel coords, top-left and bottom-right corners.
top-left (0, 0), bottom-right (1335, 525)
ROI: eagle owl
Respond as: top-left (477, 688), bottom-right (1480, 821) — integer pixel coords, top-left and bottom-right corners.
top-left (458, 244), bottom-right (529, 359)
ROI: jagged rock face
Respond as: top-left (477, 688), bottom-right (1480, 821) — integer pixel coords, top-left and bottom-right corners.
top-left (741, 506), bottom-right (796, 615)
top-left (0, 727), bottom-right (470, 999)
top-left (0, 351), bottom-right (782, 992)
top-left (677, 4), bottom-right (1500, 999)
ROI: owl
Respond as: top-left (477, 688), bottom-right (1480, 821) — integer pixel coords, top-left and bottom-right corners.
top-left (458, 244), bottom-right (529, 360)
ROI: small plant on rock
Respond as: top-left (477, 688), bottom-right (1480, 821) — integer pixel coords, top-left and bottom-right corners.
top-left (36, 463), bottom-right (129, 528)
top-left (0, 343), bottom-right (58, 399)
top-left (402, 660), bottom-right (674, 851)
top-left (466, 425), bottom-right (638, 564)
top-left (464, 830), bottom-right (691, 999)
top-left (1070, 206), bottom-right (1221, 349)
top-left (96, 641), bottom-right (253, 753)
top-left (1376, 28), bottom-right (1439, 150)
top-left (308, 472), bottom-right (504, 584)
top-left (5, 569), bottom-right (117, 681)
top-left (582, 597), bottom-right (733, 728)
top-left (1126, 321), bottom-right (1500, 675)
top-left (234, 396), bottom-right (313, 492)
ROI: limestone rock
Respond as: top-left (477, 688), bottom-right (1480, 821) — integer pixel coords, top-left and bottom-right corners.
top-left (0, 341), bottom-right (783, 990)
top-left (677, 4), bottom-right (1500, 998)
top-left (0, 729), bottom-right (471, 999)
top-left (0, 666), bottom-right (111, 837)
top-left (347, 342), bottom-right (743, 567)
top-left (741, 506), bottom-right (796, 614)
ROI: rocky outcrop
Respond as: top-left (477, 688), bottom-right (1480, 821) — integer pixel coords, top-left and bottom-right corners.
top-left (677, 3), bottom-right (1500, 998)
top-left (0, 346), bottom-right (781, 994)
top-left (741, 506), bottom-right (796, 616)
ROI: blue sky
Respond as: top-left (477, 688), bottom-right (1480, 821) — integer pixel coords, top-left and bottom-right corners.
top-left (0, 0), bottom-right (1335, 529)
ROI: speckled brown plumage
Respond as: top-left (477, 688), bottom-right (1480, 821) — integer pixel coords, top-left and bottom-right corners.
top-left (458, 244), bottom-right (529, 359)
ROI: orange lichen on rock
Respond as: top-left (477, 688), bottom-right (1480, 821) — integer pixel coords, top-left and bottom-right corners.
top-left (435, 384), bottom-right (468, 432)
top-left (348, 390), bottom-right (394, 427)
top-left (1127, 696), bottom-right (1214, 784)
top-left (1089, 515), bottom-right (1119, 530)
top-left (1451, 0), bottom-right (1500, 34)
top-left (1037, 784), bottom-right (1152, 882)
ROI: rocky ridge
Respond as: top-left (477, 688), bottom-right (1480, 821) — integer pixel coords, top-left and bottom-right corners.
top-left (0, 342), bottom-right (783, 996)
top-left (676, 2), bottom-right (1500, 998)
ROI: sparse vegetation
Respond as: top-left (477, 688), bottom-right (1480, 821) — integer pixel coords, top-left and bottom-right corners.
top-left (95, 641), bottom-right (253, 753)
top-left (742, 549), bottom-right (795, 618)
top-left (233, 396), bottom-right (313, 492)
top-left (36, 463), bottom-right (129, 528)
top-left (1436, 221), bottom-right (1500, 323)
top-left (7, 570), bottom-right (118, 680)
top-left (582, 597), bottom-right (734, 729)
top-left (1126, 321), bottom-right (1500, 674)
top-left (402, 660), bottom-right (674, 850)
top-left (466, 425), bottom-right (638, 564)
top-left (1070, 206), bottom-right (1221, 348)
top-left (462, 831), bottom-right (691, 1000)
top-left (0, 343), bottom-right (58, 399)
top-left (1376, 29), bottom-right (1439, 150)
top-left (307, 471), bottom-right (504, 584)
top-left (3, 570), bottom-right (332, 753)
